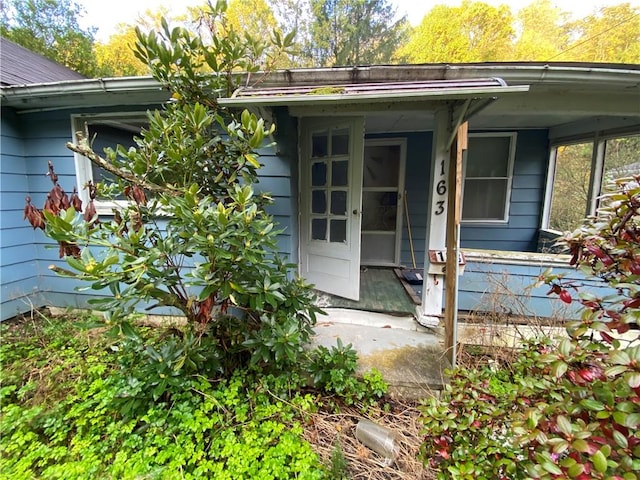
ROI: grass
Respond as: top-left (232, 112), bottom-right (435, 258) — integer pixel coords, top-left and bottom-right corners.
top-left (0, 309), bottom-right (433, 479)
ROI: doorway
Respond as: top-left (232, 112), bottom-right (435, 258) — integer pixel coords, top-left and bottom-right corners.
top-left (360, 138), bottom-right (406, 266)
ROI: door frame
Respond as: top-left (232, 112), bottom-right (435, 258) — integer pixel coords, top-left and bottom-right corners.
top-left (361, 137), bottom-right (407, 266)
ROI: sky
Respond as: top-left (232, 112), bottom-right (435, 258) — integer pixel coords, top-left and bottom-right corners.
top-left (77, 0), bottom-right (640, 42)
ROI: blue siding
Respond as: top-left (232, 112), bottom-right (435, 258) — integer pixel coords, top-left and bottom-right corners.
top-left (1, 105), bottom-right (297, 319)
top-left (458, 256), bottom-right (609, 319)
top-left (1, 107), bottom-right (44, 320)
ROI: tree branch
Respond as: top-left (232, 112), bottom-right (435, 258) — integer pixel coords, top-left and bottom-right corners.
top-left (66, 133), bottom-right (180, 195)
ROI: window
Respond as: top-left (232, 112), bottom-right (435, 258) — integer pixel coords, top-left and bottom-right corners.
top-left (461, 133), bottom-right (516, 222)
top-left (543, 133), bottom-right (640, 232)
top-left (71, 113), bottom-right (147, 211)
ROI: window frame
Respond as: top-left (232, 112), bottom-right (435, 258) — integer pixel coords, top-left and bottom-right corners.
top-left (461, 132), bottom-right (517, 224)
top-left (541, 127), bottom-right (640, 232)
top-left (71, 112), bottom-right (148, 214)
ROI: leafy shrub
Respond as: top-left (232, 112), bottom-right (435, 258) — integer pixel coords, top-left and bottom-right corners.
top-left (23, 1), bottom-right (318, 378)
top-left (305, 339), bottom-right (388, 407)
top-left (0, 315), bottom-right (328, 479)
top-left (420, 175), bottom-right (640, 479)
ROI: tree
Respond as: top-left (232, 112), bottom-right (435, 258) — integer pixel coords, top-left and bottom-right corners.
top-left (397, 0), bottom-right (514, 63)
top-left (24, 1), bottom-right (312, 376)
top-left (309, 0), bottom-right (409, 67)
top-left (95, 24), bottom-right (149, 77)
top-left (269, 0), bottom-right (315, 67)
top-left (513, 0), bottom-right (570, 61)
top-left (565, 3), bottom-right (640, 63)
top-left (0, 0), bottom-right (97, 77)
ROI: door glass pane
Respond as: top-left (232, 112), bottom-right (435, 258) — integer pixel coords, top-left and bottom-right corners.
top-left (362, 192), bottom-right (397, 230)
top-left (332, 128), bottom-right (349, 155)
top-left (312, 132), bottom-right (328, 157)
top-left (331, 160), bottom-right (348, 186)
top-left (363, 145), bottom-right (400, 188)
top-left (312, 219), bottom-right (327, 240)
top-left (312, 190), bottom-right (327, 214)
top-left (311, 162), bottom-right (327, 186)
top-left (330, 190), bottom-right (347, 215)
top-left (548, 142), bottom-right (593, 231)
top-left (330, 219), bottom-right (347, 243)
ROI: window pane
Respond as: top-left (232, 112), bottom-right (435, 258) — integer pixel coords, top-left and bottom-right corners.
top-left (462, 179), bottom-right (508, 220)
top-left (311, 162), bottom-right (327, 186)
top-left (548, 142), bottom-right (593, 231)
top-left (602, 135), bottom-right (640, 186)
top-left (88, 120), bottom-right (146, 199)
top-left (330, 219), bottom-right (347, 243)
top-left (466, 136), bottom-right (511, 177)
top-left (330, 190), bottom-right (347, 215)
top-left (363, 145), bottom-right (400, 188)
top-left (312, 190), bottom-right (327, 214)
top-left (312, 219), bottom-right (327, 240)
top-left (332, 128), bottom-right (349, 155)
top-left (331, 160), bottom-right (348, 186)
top-left (312, 131), bottom-right (328, 157)
top-left (362, 191), bottom-right (397, 230)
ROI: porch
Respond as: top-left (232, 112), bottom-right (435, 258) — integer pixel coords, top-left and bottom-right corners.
top-left (311, 267), bottom-right (448, 397)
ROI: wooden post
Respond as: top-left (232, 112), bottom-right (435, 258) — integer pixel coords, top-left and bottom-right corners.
top-left (444, 122), bottom-right (467, 367)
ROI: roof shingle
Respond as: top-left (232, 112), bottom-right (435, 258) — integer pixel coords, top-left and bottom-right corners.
top-left (0, 36), bottom-right (85, 86)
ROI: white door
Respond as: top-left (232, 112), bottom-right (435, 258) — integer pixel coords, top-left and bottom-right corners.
top-left (299, 117), bottom-right (364, 300)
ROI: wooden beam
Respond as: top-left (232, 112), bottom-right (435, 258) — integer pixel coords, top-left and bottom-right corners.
top-left (444, 122), bottom-right (467, 367)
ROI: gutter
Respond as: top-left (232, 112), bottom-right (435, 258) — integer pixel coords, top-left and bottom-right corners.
top-left (1, 76), bottom-right (165, 110)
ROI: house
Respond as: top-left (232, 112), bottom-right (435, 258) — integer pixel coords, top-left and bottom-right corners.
top-left (2, 62), bottom-right (639, 339)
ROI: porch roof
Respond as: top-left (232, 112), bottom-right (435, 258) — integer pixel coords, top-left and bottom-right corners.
top-left (218, 77), bottom-right (530, 108)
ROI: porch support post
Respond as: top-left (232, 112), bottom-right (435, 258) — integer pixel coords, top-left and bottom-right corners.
top-left (417, 107), bottom-right (452, 327)
top-left (444, 122), bottom-right (467, 367)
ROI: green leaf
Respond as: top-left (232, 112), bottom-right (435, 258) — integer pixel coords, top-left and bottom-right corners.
top-left (580, 399), bottom-right (604, 411)
top-left (551, 360), bottom-right (568, 378)
top-left (609, 350), bottom-right (631, 365)
top-left (627, 372), bottom-right (640, 388)
top-left (556, 415), bottom-right (572, 435)
top-left (591, 449), bottom-right (607, 473)
top-left (612, 429), bottom-right (628, 449)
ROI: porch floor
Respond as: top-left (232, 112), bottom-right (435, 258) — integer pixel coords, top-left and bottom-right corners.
top-left (313, 267), bottom-right (420, 315)
top-left (312, 308), bottom-right (449, 398)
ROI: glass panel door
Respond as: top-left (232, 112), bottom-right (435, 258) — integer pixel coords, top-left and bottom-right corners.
top-left (299, 117), bottom-right (364, 301)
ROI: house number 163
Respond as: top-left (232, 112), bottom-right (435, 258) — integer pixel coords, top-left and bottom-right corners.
top-left (434, 160), bottom-right (447, 215)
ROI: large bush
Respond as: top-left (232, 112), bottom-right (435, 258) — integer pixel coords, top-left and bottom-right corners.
top-left (420, 174), bottom-right (640, 479)
top-left (24, 1), bottom-right (317, 378)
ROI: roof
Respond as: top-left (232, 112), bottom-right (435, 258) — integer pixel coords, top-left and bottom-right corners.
top-left (219, 77), bottom-right (528, 109)
top-left (0, 36), bottom-right (85, 86)
top-left (0, 63), bottom-right (638, 133)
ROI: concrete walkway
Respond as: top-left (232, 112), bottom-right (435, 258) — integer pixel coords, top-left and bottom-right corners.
top-left (311, 308), bottom-right (450, 399)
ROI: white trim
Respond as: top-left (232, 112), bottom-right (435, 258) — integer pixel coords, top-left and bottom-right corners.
top-left (70, 112), bottom-right (148, 213)
top-left (541, 147), bottom-right (557, 230)
top-left (461, 132), bottom-right (516, 223)
top-left (588, 136), bottom-right (606, 217)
